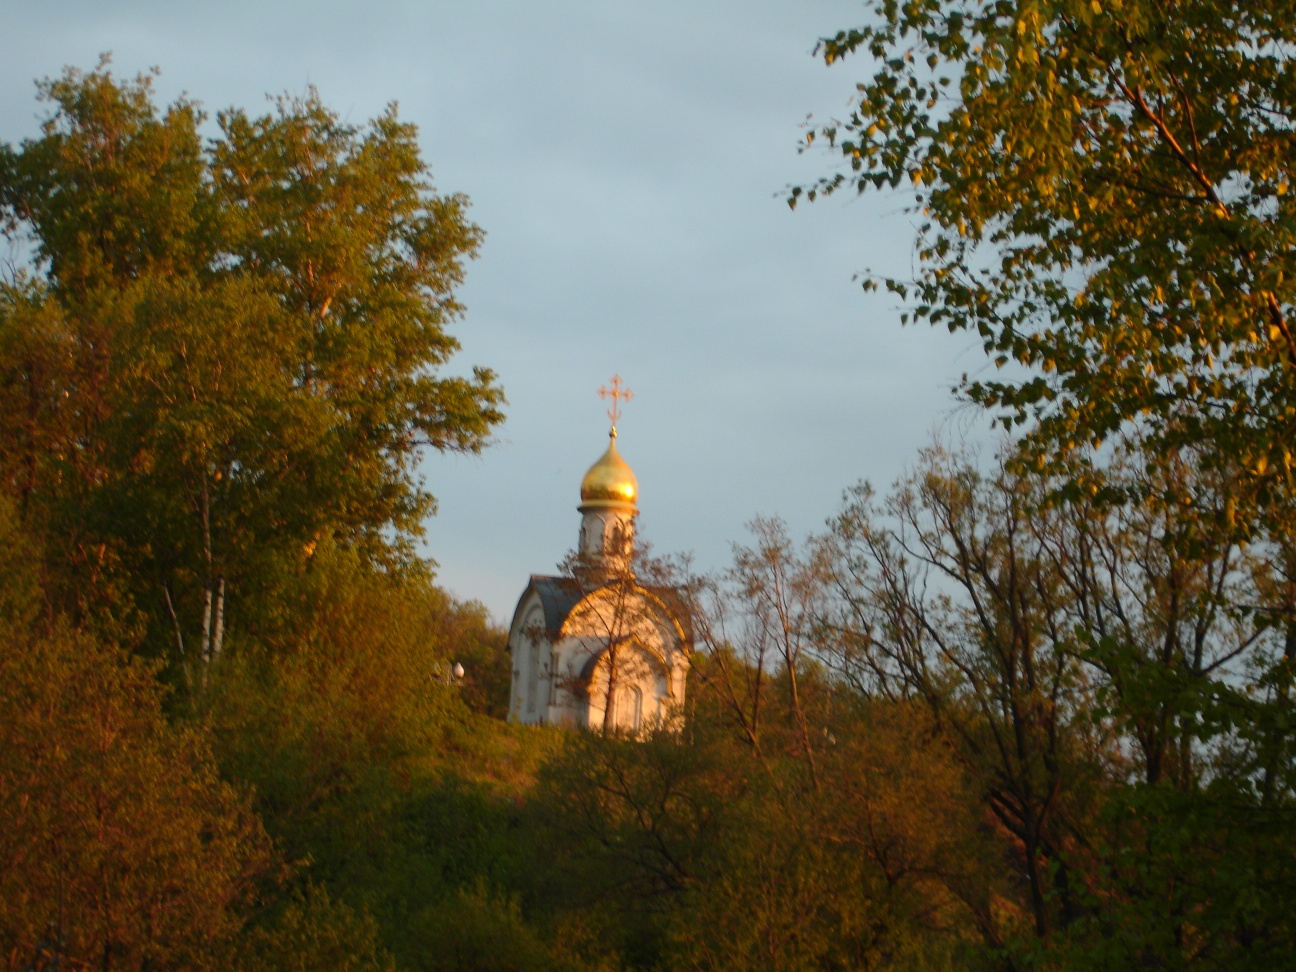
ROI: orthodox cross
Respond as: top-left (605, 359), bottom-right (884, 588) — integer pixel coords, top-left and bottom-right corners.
top-left (597, 374), bottom-right (633, 434)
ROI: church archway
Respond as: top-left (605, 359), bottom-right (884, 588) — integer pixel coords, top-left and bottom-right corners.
top-left (581, 641), bottom-right (667, 733)
top-left (610, 683), bottom-right (643, 732)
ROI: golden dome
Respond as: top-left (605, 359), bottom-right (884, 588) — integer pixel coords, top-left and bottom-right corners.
top-left (580, 430), bottom-right (638, 510)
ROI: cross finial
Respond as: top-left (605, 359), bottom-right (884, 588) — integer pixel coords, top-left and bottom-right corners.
top-left (597, 374), bottom-right (633, 435)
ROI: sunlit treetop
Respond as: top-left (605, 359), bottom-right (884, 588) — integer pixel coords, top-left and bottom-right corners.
top-left (0, 60), bottom-right (504, 665)
top-left (796, 0), bottom-right (1296, 530)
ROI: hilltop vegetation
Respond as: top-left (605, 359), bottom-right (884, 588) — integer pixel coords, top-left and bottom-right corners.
top-left (5, 2), bottom-right (1296, 964)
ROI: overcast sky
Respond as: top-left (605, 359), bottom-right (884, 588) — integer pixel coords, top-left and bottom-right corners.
top-left (4, 1), bottom-right (993, 623)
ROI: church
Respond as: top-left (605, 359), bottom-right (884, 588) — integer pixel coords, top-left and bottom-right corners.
top-left (507, 379), bottom-right (691, 732)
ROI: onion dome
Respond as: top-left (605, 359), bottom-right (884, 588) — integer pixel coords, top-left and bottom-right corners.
top-left (579, 429), bottom-right (638, 510)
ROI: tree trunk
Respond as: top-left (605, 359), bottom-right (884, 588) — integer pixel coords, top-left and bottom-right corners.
top-left (211, 577), bottom-right (226, 663)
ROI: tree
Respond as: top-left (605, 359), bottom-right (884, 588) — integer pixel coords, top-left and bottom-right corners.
top-left (823, 441), bottom-right (1296, 966)
top-left (427, 594), bottom-right (511, 720)
top-left (799, 0), bottom-right (1296, 529)
top-left (202, 542), bottom-right (460, 854)
top-left (667, 519), bottom-right (988, 970)
top-left (0, 61), bottom-right (503, 679)
top-left (0, 500), bottom-right (274, 971)
top-left (233, 886), bottom-right (396, 972)
top-left (682, 517), bottom-right (836, 788)
top-left (797, 9), bottom-right (1296, 960)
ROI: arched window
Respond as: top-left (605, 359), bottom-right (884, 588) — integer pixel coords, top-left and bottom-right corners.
top-left (613, 683), bottom-right (642, 732)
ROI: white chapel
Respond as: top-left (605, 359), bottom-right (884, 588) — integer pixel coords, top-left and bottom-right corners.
top-left (507, 378), bottom-right (691, 732)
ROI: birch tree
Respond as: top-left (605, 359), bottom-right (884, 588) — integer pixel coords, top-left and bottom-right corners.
top-left (799, 0), bottom-right (1296, 533)
top-left (0, 62), bottom-right (503, 683)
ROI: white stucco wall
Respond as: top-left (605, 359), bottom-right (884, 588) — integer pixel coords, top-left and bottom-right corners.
top-left (507, 580), bottom-right (689, 733)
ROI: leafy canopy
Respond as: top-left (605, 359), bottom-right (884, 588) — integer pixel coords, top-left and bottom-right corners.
top-left (798, 0), bottom-right (1296, 521)
top-left (0, 61), bottom-right (503, 663)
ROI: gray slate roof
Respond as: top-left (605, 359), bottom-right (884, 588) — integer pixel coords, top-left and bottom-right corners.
top-left (510, 574), bottom-right (693, 646)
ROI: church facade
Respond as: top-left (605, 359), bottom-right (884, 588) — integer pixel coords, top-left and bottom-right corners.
top-left (507, 407), bottom-right (690, 732)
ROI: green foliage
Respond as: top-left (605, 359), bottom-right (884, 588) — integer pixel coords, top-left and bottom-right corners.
top-left (1045, 783), bottom-right (1296, 971)
top-left (823, 441), bottom-right (1296, 965)
top-left (0, 61), bottom-right (555, 967)
top-left (232, 886), bottom-right (396, 972)
top-left (0, 501), bottom-right (274, 970)
top-left (532, 683), bottom-right (987, 972)
top-left (798, 9), bottom-right (1296, 958)
top-left (197, 546), bottom-right (572, 968)
top-left (537, 724), bottom-right (738, 901)
top-left (429, 596), bottom-right (511, 719)
top-left (0, 60), bottom-right (503, 679)
top-left (203, 545), bottom-right (457, 848)
top-left (13, 32), bottom-right (1296, 969)
top-left (0, 280), bottom-right (68, 515)
top-left (802, 0), bottom-right (1296, 527)
top-left (409, 883), bottom-right (569, 972)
